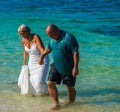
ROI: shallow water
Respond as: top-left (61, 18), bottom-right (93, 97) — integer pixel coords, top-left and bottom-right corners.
top-left (0, 0), bottom-right (120, 112)
top-left (1, 89), bottom-right (120, 112)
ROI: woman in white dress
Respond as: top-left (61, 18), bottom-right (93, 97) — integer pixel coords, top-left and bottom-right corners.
top-left (18, 24), bottom-right (49, 95)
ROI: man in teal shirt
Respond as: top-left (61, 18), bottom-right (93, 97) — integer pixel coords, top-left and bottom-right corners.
top-left (39, 24), bottom-right (79, 110)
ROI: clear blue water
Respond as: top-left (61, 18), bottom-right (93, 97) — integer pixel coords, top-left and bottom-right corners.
top-left (0, 0), bottom-right (120, 112)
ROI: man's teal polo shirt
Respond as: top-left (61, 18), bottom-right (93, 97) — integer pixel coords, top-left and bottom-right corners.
top-left (48, 30), bottom-right (79, 75)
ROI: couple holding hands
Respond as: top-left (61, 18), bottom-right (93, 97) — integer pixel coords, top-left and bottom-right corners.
top-left (18, 24), bottom-right (79, 110)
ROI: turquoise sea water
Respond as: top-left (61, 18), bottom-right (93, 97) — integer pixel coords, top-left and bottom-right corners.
top-left (0, 0), bottom-right (120, 112)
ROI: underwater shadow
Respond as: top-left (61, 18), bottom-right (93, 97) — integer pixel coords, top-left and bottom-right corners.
top-left (77, 88), bottom-right (120, 97)
top-left (60, 88), bottom-right (120, 104)
top-left (77, 88), bottom-right (120, 104)
top-left (86, 27), bottom-right (120, 36)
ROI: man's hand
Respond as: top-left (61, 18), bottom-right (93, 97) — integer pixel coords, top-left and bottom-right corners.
top-left (38, 55), bottom-right (44, 65)
top-left (72, 67), bottom-right (79, 77)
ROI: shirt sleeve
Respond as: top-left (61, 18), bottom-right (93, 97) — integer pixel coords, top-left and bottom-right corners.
top-left (68, 33), bottom-right (79, 53)
top-left (48, 41), bottom-right (52, 50)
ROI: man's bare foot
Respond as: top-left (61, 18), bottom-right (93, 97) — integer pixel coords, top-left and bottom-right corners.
top-left (63, 100), bottom-right (74, 106)
top-left (50, 104), bottom-right (61, 110)
top-left (67, 100), bottom-right (74, 104)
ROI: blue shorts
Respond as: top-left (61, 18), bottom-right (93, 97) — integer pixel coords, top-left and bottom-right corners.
top-left (47, 63), bottom-right (76, 86)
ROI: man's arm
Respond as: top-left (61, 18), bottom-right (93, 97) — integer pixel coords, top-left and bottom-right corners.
top-left (38, 47), bottom-right (51, 64)
top-left (72, 51), bottom-right (79, 77)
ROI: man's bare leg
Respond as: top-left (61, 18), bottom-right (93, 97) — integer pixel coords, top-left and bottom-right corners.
top-left (67, 86), bottom-right (76, 103)
top-left (47, 81), bottom-right (61, 110)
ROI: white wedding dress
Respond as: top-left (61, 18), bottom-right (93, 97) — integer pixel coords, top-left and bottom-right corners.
top-left (24, 42), bottom-right (49, 95)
